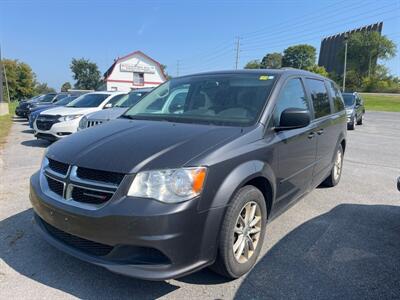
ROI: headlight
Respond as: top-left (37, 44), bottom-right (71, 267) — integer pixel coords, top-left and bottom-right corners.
top-left (78, 116), bottom-right (88, 129)
top-left (127, 167), bottom-right (207, 203)
top-left (346, 109), bottom-right (353, 116)
top-left (58, 114), bottom-right (82, 122)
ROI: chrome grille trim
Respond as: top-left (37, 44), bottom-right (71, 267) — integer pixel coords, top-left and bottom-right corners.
top-left (41, 158), bottom-right (123, 210)
top-left (70, 166), bottom-right (118, 190)
top-left (86, 119), bottom-right (103, 128)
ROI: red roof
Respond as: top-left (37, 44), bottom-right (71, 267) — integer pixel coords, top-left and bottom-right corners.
top-left (103, 50), bottom-right (167, 81)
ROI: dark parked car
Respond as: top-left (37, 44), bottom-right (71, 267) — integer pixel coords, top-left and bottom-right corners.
top-left (15, 93), bottom-right (57, 118)
top-left (342, 92), bottom-right (365, 130)
top-left (30, 69), bottom-right (347, 280)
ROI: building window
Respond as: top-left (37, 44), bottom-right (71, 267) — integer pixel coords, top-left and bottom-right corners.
top-left (133, 72), bottom-right (144, 86)
top-left (110, 86), bottom-right (118, 91)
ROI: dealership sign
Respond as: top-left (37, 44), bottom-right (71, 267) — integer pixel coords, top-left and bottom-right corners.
top-left (120, 63), bottom-right (156, 74)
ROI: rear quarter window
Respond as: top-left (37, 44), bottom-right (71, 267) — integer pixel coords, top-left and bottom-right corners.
top-left (306, 78), bottom-right (331, 118)
top-left (327, 81), bottom-right (345, 112)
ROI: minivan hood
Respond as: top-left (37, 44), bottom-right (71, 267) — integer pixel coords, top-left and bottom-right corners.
top-left (42, 106), bottom-right (99, 116)
top-left (47, 119), bottom-right (244, 174)
top-left (86, 108), bottom-right (126, 121)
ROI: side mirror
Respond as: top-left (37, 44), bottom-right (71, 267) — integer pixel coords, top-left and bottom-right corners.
top-left (104, 103), bottom-right (113, 109)
top-left (275, 108), bottom-right (310, 131)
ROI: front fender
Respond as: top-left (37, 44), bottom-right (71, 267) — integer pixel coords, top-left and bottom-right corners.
top-left (203, 160), bottom-right (276, 211)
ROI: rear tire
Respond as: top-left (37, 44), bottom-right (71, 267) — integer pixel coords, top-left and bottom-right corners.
top-left (322, 144), bottom-right (344, 187)
top-left (357, 116), bottom-right (363, 125)
top-left (211, 186), bottom-right (267, 279)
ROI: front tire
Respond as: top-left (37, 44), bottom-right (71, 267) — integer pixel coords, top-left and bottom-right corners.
top-left (357, 115), bottom-right (363, 125)
top-left (211, 186), bottom-right (267, 279)
top-left (322, 144), bottom-right (344, 187)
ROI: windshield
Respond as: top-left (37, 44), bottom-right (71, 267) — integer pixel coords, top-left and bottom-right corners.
top-left (52, 94), bottom-right (68, 102)
top-left (123, 74), bottom-right (277, 126)
top-left (115, 91), bottom-right (149, 107)
top-left (38, 94), bottom-right (56, 103)
top-left (67, 93), bottom-right (110, 108)
top-left (343, 94), bottom-right (355, 107)
top-left (56, 96), bottom-right (78, 106)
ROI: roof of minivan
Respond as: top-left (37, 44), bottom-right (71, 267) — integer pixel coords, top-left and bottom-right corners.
top-left (179, 68), bottom-right (328, 80)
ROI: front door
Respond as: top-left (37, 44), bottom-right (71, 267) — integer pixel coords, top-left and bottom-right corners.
top-left (271, 77), bottom-right (317, 211)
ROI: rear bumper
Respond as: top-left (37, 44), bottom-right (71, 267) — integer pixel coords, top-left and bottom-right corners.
top-left (29, 172), bottom-right (225, 280)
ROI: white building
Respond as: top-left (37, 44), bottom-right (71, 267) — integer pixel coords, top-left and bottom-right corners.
top-left (103, 51), bottom-right (166, 91)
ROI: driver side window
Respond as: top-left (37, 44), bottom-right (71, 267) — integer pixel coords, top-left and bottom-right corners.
top-left (273, 78), bottom-right (309, 126)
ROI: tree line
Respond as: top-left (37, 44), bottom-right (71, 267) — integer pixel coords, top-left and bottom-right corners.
top-left (244, 31), bottom-right (399, 93)
top-left (1, 57), bottom-right (104, 102)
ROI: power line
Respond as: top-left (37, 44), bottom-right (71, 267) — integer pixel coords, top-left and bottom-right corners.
top-left (240, 11), bottom-right (399, 52)
top-left (241, 0), bottom-right (368, 43)
top-left (241, 3), bottom-right (398, 50)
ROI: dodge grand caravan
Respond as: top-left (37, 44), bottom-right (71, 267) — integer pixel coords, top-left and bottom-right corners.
top-left (30, 69), bottom-right (347, 280)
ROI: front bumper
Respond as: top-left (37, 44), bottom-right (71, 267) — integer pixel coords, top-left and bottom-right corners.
top-left (33, 118), bottom-right (80, 141)
top-left (29, 172), bottom-right (224, 280)
top-left (15, 108), bottom-right (29, 118)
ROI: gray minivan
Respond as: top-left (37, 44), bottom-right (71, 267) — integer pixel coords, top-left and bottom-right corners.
top-left (30, 69), bottom-right (346, 280)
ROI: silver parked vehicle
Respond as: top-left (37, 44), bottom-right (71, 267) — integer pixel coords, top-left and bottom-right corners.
top-left (78, 88), bottom-right (152, 130)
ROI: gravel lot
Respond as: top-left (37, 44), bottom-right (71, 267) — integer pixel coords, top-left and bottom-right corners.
top-left (1, 112), bottom-right (399, 299)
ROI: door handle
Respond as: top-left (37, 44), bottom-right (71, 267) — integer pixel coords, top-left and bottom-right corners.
top-left (308, 132), bottom-right (315, 139)
top-left (317, 129), bottom-right (324, 135)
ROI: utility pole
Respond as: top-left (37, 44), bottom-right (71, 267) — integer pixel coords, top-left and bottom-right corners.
top-left (0, 44), bottom-right (9, 116)
top-left (176, 60), bottom-right (180, 77)
top-left (235, 37), bottom-right (241, 70)
top-left (0, 45), bottom-right (3, 103)
top-left (342, 34), bottom-right (348, 92)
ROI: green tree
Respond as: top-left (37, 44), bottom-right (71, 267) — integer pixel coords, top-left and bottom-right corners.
top-left (1, 59), bottom-right (36, 101)
top-left (61, 82), bottom-right (72, 92)
top-left (305, 65), bottom-right (329, 77)
top-left (160, 64), bottom-right (172, 80)
top-left (343, 31), bottom-right (396, 78)
top-left (244, 59), bottom-right (261, 69)
top-left (70, 58), bottom-right (101, 90)
top-left (282, 44), bottom-right (316, 69)
top-left (35, 82), bottom-right (55, 94)
top-left (260, 52), bottom-right (282, 69)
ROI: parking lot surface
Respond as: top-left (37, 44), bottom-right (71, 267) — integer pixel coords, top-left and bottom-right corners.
top-left (1, 112), bottom-right (399, 299)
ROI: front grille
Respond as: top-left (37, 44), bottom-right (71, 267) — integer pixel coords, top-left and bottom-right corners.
top-left (36, 115), bottom-right (60, 131)
top-left (71, 186), bottom-right (113, 204)
top-left (43, 160), bottom-right (124, 207)
top-left (48, 158), bottom-right (69, 175)
top-left (40, 217), bottom-right (113, 256)
top-left (77, 167), bottom-right (124, 186)
top-left (87, 120), bottom-right (103, 128)
top-left (46, 177), bottom-right (64, 197)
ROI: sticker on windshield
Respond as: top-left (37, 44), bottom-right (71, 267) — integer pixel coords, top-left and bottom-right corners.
top-left (259, 75), bottom-right (273, 80)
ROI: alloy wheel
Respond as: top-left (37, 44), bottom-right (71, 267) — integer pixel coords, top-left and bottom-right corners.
top-left (333, 149), bottom-right (342, 181)
top-left (233, 201), bottom-right (262, 263)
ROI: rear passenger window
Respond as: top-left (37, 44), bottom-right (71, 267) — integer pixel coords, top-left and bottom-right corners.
top-left (327, 81), bottom-right (345, 112)
top-left (306, 79), bottom-right (331, 118)
top-left (273, 78), bottom-right (309, 126)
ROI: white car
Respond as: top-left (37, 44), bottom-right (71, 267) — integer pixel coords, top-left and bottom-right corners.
top-left (33, 91), bottom-right (127, 141)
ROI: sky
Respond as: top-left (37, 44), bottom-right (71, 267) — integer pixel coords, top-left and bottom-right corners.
top-left (1, 0), bottom-right (399, 90)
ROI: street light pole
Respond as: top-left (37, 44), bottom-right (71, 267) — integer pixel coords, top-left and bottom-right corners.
top-left (342, 34), bottom-right (348, 92)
